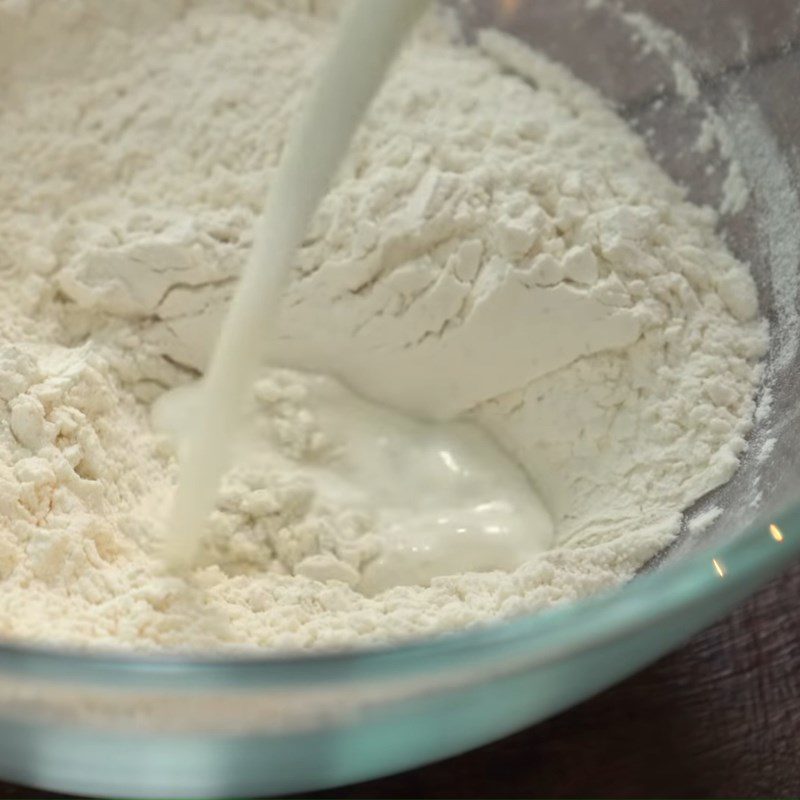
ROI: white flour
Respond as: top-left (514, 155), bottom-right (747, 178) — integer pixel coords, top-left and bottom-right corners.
top-left (0, 0), bottom-right (766, 651)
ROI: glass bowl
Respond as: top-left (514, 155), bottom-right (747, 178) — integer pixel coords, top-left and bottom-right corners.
top-left (1, 2), bottom-right (798, 797)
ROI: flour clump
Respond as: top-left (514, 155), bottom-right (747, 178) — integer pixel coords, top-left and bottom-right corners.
top-left (0, 0), bottom-right (766, 651)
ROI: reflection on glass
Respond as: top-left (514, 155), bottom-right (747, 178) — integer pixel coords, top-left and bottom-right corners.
top-left (770, 523), bottom-right (784, 542)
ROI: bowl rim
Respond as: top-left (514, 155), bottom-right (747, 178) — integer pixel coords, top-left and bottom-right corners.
top-left (0, 501), bottom-right (796, 689)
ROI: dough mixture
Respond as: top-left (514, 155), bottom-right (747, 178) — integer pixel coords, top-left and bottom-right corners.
top-left (0, 0), bottom-right (766, 650)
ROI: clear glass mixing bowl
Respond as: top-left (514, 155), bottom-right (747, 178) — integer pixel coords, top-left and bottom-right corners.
top-left (1, 2), bottom-right (798, 797)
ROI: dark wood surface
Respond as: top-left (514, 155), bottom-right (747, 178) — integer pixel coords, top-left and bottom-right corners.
top-left (1, 559), bottom-right (797, 799)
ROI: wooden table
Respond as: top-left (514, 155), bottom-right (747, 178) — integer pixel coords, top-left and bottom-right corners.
top-left (2, 559), bottom-right (797, 799)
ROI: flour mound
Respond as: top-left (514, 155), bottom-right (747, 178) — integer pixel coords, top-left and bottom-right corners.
top-left (0, 0), bottom-right (766, 651)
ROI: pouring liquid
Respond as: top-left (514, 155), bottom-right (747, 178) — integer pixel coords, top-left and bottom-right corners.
top-left (163, 0), bottom-right (432, 568)
top-left (161, 0), bottom-right (554, 585)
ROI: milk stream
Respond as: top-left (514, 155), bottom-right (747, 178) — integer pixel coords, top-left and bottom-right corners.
top-left (163, 0), bottom-right (431, 568)
top-left (162, 0), bottom-right (554, 583)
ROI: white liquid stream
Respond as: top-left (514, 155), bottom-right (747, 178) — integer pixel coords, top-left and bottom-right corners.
top-left (161, 0), bottom-right (554, 590)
